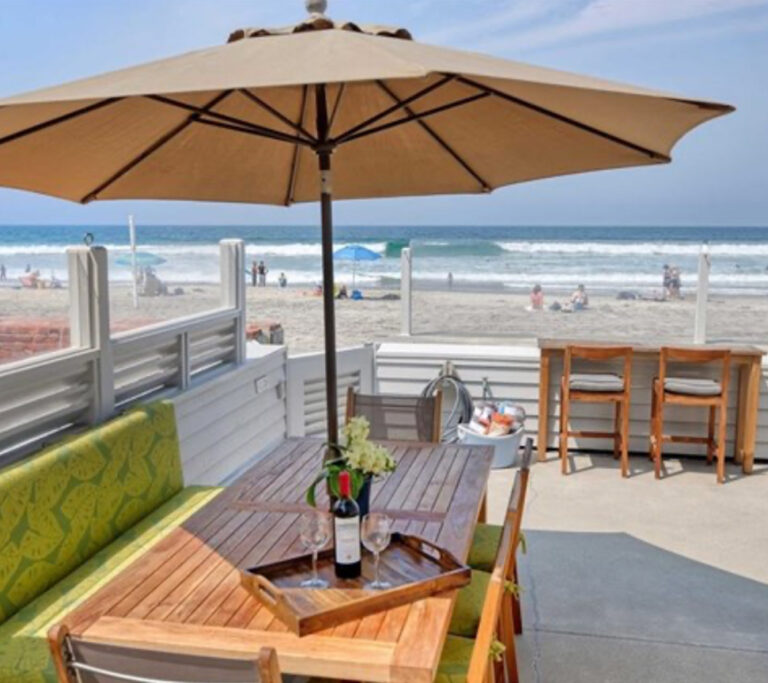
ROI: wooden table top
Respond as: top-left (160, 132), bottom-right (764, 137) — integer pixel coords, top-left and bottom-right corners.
top-left (538, 338), bottom-right (765, 358)
top-left (64, 438), bottom-right (494, 683)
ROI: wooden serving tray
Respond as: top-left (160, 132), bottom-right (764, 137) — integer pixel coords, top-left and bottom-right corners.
top-left (240, 533), bottom-right (470, 636)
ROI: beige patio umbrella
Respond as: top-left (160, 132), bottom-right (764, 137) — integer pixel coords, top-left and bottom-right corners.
top-left (0, 0), bottom-right (732, 441)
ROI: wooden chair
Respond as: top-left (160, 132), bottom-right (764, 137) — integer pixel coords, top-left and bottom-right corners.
top-left (559, 345), bottom-right (633, 477)
top-left (446, 438), bottom-right (533, 683)
top-left (346, 387), bottom-right (443, 442)
top-left (48, 624), bottom-right (282, 683)
top-left (650, 347), bottom-right (731, 483)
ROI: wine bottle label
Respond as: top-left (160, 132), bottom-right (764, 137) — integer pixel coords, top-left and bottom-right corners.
top-left (334, 517), bottom-right (361, 564)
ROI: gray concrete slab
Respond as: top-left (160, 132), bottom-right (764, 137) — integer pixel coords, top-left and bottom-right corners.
top-left (486, 453), bottom-right (768, 682)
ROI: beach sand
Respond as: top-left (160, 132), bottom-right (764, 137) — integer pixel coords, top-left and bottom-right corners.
top-left (1, 282), bottom-right (765, 355)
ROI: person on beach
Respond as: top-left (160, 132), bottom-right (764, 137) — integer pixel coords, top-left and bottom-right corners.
top-left (669, 266), bottom-right (682, 298)
top-left (278, 272), bottom-right (287, 288)
top-left (337, 284), bottom-right (348, 299)
top-left (251, 260), bottom-right (258, 288)
top-left (571, 284), bottom-right (589, 310)
top-left (447, 272), bottom-right (453, 290)
top-left (662, 264), bottom-right (672, 298)
top-left (0, 264), bottom-right (6, 281)
top-left (258, 260), bottom-right (268, 286)
top-left (530, 284), bottom-right (544, 310)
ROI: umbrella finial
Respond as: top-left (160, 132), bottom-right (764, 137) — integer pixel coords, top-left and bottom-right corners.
top-left (305, 0), bottom-right (327, 16)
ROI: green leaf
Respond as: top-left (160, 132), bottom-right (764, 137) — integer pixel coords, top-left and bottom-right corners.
top-left (305, 471), bottom-right (328, 508)
top-left (489, 639), bottom-right (506, 662)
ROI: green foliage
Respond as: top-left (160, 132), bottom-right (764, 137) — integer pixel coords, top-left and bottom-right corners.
top-left (489, 639), bottom-right (506, 662)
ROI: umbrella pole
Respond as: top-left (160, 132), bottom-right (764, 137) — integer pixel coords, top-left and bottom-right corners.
top-left (315, 85), bottom-right (339, 452)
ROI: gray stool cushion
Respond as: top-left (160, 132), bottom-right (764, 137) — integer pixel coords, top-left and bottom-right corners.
top-left (569, 373), bottom-right (624, 392)
top-left (664, 377), bottom-right (722, 396)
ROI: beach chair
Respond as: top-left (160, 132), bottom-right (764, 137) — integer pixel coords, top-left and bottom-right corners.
top-left (443, 438), bottom-right (533, 683)
top-left (48, 624), bottom-right (282, 682)
top-left (559, 345), bottom-right (633, 477)
top-left (346, 387), bottom-right (443, 442)
top-left (650, 347), bottom-right (731, 484)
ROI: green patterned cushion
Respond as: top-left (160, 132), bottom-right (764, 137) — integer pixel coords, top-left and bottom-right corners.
top-left (0, 401), bottom-right (184, 625)
top-left (467, 523), bottom-right (502, 573)
top-left (0, 486), bottom-right (222, 683)
top-left (435, 634), bottom-right (475, 683)
top-left (449, 569), bottom-right (491, 638)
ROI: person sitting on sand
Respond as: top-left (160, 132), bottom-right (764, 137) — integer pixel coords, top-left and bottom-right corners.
top-left (278, 272), bottom-right (287, 288)
top-left (337, 284), bottom-right (348, 299)
top-left (570, 284), bottom-right (589, 310)
top-left (530, 284), bottom-right (544, 310)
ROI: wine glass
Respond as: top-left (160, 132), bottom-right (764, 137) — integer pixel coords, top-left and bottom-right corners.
top-left (299, 510), bottom-right (331, 588)
top-left (362, 513), bottom-right (393, 590)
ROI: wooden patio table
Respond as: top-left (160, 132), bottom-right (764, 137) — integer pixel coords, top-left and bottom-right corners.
top-left (60, 438), bottom-right (494, 682)
top-left (537, 338), bottom-right (765, 472)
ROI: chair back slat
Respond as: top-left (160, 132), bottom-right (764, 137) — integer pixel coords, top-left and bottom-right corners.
top-left (48, 625), bottom-right (280, 683)
top-left (346, 388), bottom-right (443, 442)
top-left (466, 438), bottom-right (532, 683)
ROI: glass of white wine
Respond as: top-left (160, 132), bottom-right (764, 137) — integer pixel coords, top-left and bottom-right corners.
top-left (362, 513), bottom-right (393, 590)
top-left (299, 510), bottom-right (331, 588)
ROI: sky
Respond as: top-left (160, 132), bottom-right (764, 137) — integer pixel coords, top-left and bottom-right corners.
top-left (0, 0), bottom-right (766, 227)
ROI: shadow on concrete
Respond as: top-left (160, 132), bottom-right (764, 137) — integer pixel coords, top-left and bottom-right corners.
top-left (520, 529), bottom-right (768, 649)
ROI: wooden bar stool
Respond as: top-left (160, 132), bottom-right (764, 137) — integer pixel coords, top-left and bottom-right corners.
top-left (650, 347), bottom-right (731, 483)
top-left (559, 345), bottom-right (633, 477)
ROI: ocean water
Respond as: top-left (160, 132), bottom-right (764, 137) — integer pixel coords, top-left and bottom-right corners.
top-left (1, 224), bottom-right (768, 296)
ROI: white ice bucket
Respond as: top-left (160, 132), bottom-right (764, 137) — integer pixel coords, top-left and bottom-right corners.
top-left (456, 424), bottom-right (525, 469)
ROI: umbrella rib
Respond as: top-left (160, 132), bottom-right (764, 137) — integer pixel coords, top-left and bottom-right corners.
top-left (147, 95), bottom-right (309, 147)
top-left (456, 75), bottom-right (671, 162)
top-left (80, 90), bottom-right (234, 203)
top-left (0, 98), bottom-right (121, 148)
top-left (375, 80), bottom-right (491, 193)
top-left (192, 117), bottom-right (311, 147)
top-left (338, 92), bottom-right (490, 145)
top-left (285, 85), bottom-right (309, 207)
top-left (328, 83), bottom-right (346, 134)
top-left (238, 88), bottom-right (316, 143)
top-left (333, 74), bottom-right (455, 144)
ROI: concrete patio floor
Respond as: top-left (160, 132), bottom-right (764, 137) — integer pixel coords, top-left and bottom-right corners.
top-left (486, 452), bottom-right (768, 683)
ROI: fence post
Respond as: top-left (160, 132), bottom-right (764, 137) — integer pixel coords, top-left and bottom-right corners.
top-left (220, 239), bottom-right (246, 363)
top-left (401, 247), bottom-right (412, 336)
top-left (68, 246), bottom-right (114, 423)
top-left (694, 243), bottom-right (710, 344)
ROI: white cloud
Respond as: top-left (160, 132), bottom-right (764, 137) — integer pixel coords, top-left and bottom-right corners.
top-left (417, 0), bottom-right (768, 52)
top-left (504, 0), bottom-right (768, 50)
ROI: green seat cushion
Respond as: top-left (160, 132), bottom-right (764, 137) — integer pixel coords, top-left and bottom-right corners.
top-left (0, 401), bottom-right (184, 624)
top-left (435, 634), bottom-right (475, 683)
top-left (467, 523), bottom-right (502, 573)
top-left (0, 485), bottom-right (221, 683)
top-left (449, 569), bottom-right (491, 638)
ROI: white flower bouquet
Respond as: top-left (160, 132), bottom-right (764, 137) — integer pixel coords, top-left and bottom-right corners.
top-left (306, 416), bottom-right (396, 507)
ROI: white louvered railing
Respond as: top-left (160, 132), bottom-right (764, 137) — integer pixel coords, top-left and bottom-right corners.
top-left (285, 345), bottom-right (375, 438)
top-left (0, 241), bottom-right (247, 465)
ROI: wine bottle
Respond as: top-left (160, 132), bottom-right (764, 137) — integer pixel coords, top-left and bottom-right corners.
top-left (333, 470), bottom-right (361, 579)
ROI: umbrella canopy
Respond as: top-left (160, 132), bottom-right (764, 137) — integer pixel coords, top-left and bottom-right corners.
top-left (333, 245), bottom-right (382, 262)
top-left (114, 252), bottom-right (166, 267)
top-left (0, 0), bottom-right (732, 444)
top-left (334, 244), bottom-right (382, 289)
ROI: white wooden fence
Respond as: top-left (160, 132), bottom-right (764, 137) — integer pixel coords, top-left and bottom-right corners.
top-left (285, 345), bottom-right (375, 438)
top-left (376, 341), bottom-right (768, 460)
top-left (0, 241), bottom-right (247, 464)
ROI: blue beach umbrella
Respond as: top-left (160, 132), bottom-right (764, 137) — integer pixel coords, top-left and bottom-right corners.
top-left (114, 252), bottom-right (166, 268)
top-left (333, 245), bottom-right (381, 290)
